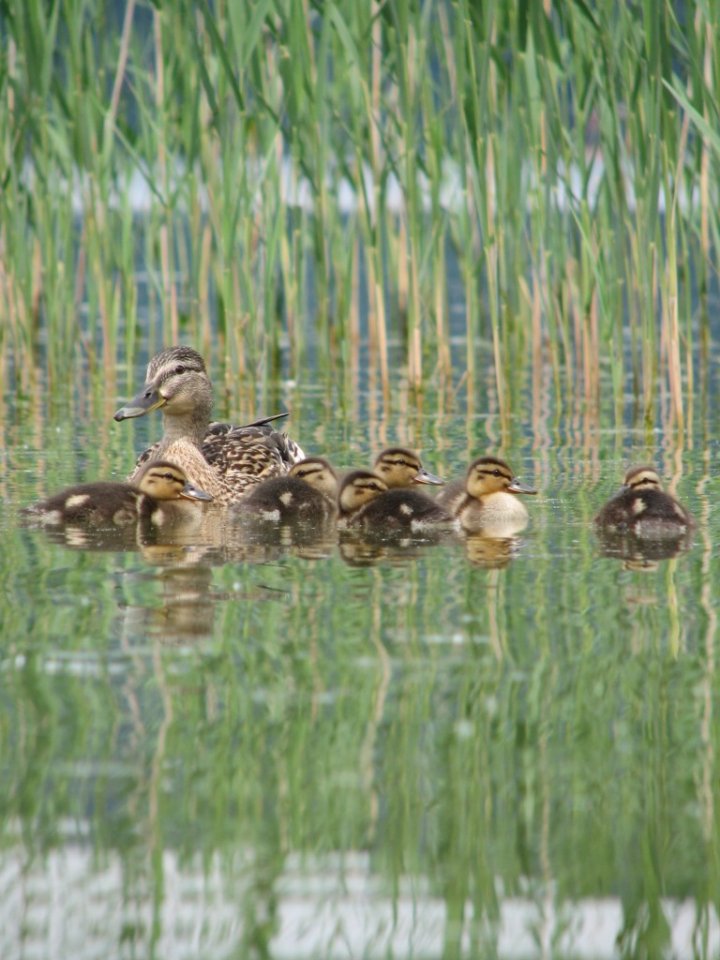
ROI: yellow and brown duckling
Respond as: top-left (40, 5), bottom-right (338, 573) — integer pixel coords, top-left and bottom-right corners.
top-left (337, 470), bottom-right (456, 533)
top-left (439, 456), bottom-right (538, 535)
top-left (22, 460), bottom-right (213, 528)
top-left (114, 346), bottom-right (305, 504)
top-left (594, 464), bottom-right (694, 538)
top-left (371, 447), bottom-right (444, 488)
top-left (233, 457), bottom-right (339, 524)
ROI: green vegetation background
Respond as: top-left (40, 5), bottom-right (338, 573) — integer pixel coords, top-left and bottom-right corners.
top-left (1, 0), bottom-right (717, 426)
top-left (1, 4), bottom-right (720, 956)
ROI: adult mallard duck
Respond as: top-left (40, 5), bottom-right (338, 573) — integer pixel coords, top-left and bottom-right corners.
top-left (371, 447), bottom-right (444, 488)
top-left (337, 470), bottom-right (456, 533)
top-left (22, 461), bottom-right (213, 528)
top-left (233, 457), bottom-right (338, 524)
top-left (439, 456), bottom-right (537, 536)
top-left (594, 464), bottom-right (694, 538)
top-left (114, 346), bottom-right (304, 504)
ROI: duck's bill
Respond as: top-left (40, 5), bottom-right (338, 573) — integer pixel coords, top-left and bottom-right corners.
top-left (180, 483), bottom-right (214, 502)
top-left (114, 389), bottom-right (166, 421)
top-left (414, 468), bottom-right (445, 486)
top-left (507, 479), bottom-right (538, 495)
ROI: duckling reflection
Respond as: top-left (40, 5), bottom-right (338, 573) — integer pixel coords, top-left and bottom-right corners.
top-left (594, 528), bottom-right (693, 568)
top-left (338, 531), bottom-right (450, 567)
top-left (464, 533), bottom-right (522, 569)
top-left (231, 512), bottom-right (337, 561)
top-left (594, 464), bottom-right (694, 539)
top-left (120, 557), bottom-right (217, 644)
top-left (26, 521), bottom-right (139, 553)
top-left (438, 456), bottom-right (537, 537)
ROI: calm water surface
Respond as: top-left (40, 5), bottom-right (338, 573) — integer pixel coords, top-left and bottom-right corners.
top-left (1, 368), bottom-right (719, 960)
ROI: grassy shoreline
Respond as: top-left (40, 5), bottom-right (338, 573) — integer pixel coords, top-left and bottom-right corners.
top-left (0, 0), bottom-right (717, 427)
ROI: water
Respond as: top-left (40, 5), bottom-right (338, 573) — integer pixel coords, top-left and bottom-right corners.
top-left (1, 363), bottom-right (719, 960)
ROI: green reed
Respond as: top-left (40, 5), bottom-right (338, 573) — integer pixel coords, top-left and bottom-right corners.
top-left (0, 0), bottom-right (717, 426)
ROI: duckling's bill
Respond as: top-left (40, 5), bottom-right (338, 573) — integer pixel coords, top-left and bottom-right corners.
top-left (179, 480), bottom-right (214, 502)
top-left (414, 467), bottom-right (445, 485)
top-left (507, 478), bottom-right (538, 495)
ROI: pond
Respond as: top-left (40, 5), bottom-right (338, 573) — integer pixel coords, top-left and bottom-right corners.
top-left (1, 345), bottom-right (718, 960)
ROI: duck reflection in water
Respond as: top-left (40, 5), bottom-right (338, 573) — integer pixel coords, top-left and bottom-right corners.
top-left (338, 532), bottom-right (453, 568)
top-left (122, 549), bottom-right (218, 644)
top-left (463, 533), bottom-right (523, 569)
top-left (594, 529), bottom-right (693, 570)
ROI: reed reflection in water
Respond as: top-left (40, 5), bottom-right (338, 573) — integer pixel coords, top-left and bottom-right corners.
top-left (1, 357), bottom-right (718, 960)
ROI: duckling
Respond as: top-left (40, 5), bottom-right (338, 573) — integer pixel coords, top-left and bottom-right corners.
top-left (594, 464), bottom-right (694, 538)
top-left (114, 346), bottom-right (305, 504)
top-left (445, 456), bottom-right (538, 535)
top-left (233, 457), bottom-right (338, 524)
top-left (337, 470), bottom-right (456, 534)
top-left (372, 447), bottom-right (444, 488)
top-left (22, 461), bottom-right (213, 528)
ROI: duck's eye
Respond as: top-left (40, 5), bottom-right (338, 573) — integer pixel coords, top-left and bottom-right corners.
top-left (174, 365), bottom-right (186, 375)
top-left (493, 470), bottom-right (502, 477)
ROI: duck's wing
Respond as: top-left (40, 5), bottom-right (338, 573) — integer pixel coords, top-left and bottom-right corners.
top-left (203, 418), bottom-right (305, 475)
top-left (200, 431), bottom-right (290, 495)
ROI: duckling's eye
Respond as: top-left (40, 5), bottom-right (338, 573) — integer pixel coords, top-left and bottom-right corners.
top-left (493, 469), bottom-right (502, 477)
